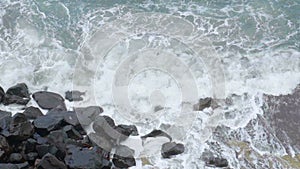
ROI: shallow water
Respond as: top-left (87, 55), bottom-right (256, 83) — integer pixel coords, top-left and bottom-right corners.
top-left (0, 0), bottom-right (300, 168)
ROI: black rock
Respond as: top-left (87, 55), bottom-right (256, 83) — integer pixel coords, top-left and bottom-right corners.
top-left (207, 157), bottom-right (229, 168)
top-left (193, 97), bottom-right (212, 111)
top-left (3, 83), bottom-right (30, 105)
top-left (36, 144), bottom-right (58, 158)
top-left (9, 153), bottom-right (23, 163)
top-left (26, 152), bottom-right (38, 162)
top-left (117, 124), bottom-right (139, 136)
top-left (46, 130), bottom-right (69, 159)
top-left (33, 133), bottom-right (48, 145)
top-left (33, 115), bottom-right (64, 136)
top-left (24, 138), bottom-right (37, 153)
top-left (32, 91), bottom-right (66, 110)
top-left (0, 135), bottom-right (10, 159)
top-left (93, 116), bottom-right (118, 139)
top-left (3, 113), bottom-right (34, 141)
top-left (74, 106), bottom-right (103, 126)
top-left (112, 145), bottom-right (136, 168)
top-left (65, 145), bottom-right (111, 169)
top-left (0, 86), bottom-right (4, 103)
top-left (65, 90), bottom-right (85, 102)
top-left (23, 106), bottom-right (43, 119)
top-left (141, 130), bottom-right (172, 141)
top-left (161, 142), bottom-right (185, 158)
top-left (0, 110), bottom-right (12, 129)
top-left (63, 125), bottom-right (82, 140)
top-left (47, 109), bottom-right (79, 127)
top-left (36, 153), bottom-right (67, 169)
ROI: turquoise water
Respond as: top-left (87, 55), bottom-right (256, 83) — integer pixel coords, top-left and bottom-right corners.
top-left (0, 0), bottom-right (300, 168)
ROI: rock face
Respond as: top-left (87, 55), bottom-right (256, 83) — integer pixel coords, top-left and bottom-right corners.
top-left (36, 153), bottom-right (67, 169)
top-left (3, 83), bottom-right (31, 105)
top-left (263, 85), bottom-right (300, 154)
top-left (161, 142), bottom-right (185, 158)
top-left (65, 90), bottom-right (85, 102)
top-left (32, 91), bottom-right (66, 110)
top-left (112, 145), bottom-right (136, 168)
top-left (23, 106), bottom-right (43, 119)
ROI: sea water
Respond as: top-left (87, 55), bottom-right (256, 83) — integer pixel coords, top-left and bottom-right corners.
top-left (0, 0), bottom-right (299, 168)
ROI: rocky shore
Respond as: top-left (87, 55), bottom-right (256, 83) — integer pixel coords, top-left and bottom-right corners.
top-left (0, 83), bottom-right (186, 169)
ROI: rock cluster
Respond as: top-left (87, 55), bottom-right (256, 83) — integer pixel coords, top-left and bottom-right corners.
top-left (0, 83), bottom-right (186, 168)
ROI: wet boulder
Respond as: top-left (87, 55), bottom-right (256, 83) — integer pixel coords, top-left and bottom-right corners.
top-left (0, 163), bottom-right (19, 169)
top-left (33, 115), bottom-right (64, 136)
top-left (36, 144), bottom-right (58, 158)
top-left (161, 142), bottom-right (185, 158)
top-left (75, 106), bottom-right (103, 126)
top-left (63, 125), bottom-right (82, 140)
top-left (2, 113), bottom-right (34, 141)
top-left (36, 153), bottom-right (67, 169)
top-left (206, 157), bottom-right (229, 168)
top-left (47, 109), bottom-right (79, 127)
top-left (65, 90), bottom-right (85, 102)
top-left (112, 145), bottom-right (136, 168)
top-left (193, 97), bottom-right (212, 111)
top-left (32, 91), bottom-right (66, 110)
top-left (25, 152), bottom-right (38, 162)
top-left (3, 83), bottom-right (30, 105)
top-left (23, 106), bottom-right (43, 120)
top-left (65, 145), bottom-right (111, 169)
top-left (117, 124), bottom-right (139, 136)
top-left (141, 129), bottom-right (172, 141)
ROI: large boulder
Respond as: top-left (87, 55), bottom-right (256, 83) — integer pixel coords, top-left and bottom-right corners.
top-left (161, 142), bottom-right (185, 158)
top-left (1, 113), bottom-right (34, 141)
top-left (36, 153), bottom-right (67, 169)
top-left (112, 145), bottom-right (136, 168)
top-left (32, 91), bottom-right (66, 110)
top-left (33, 115), bottom-right (64, 136)
top-left (74, 106), bottom-right (103, 127)
top-left (23, 106), bottom-right (43, 120)
top-left (3, 83), bottom-right (30, 105)
top-left (64, 145), bottom-right (111, 169)
top-left (0, 135), bottom-right (10, 160)
top-left (206, 157), bottom-right (229, 168)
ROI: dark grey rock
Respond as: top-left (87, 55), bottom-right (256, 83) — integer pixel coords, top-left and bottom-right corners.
top-left (23, 106), bottom-right (43, 119)
top-left (65, 90), bottom-right (85, 102)
top-left (193, 97), bottom-right (212, 111)
top-left (0, 135), bottom-right (10, 159)
top-left (112, 145), bottom-right (136, 168)
top-left (65, 145), bottom-right (111, 169)
top-left (161, 142), bottom-right (185, 158)
top-left (63, 125), bottom-right (82, 140)
top-left (88, 133), bottom-right (113, 152)
top-left (206, 157), bottom-right (229, 168)
top-left (33, 115), bottom-right (64, 136)
top-left (3, 83), bottom-right (30, 105)
top-left (36, 153), bottom-right (67, 169)
top-left (36, 144), bottom-right (58, 158)
top-left (2, 113), bottom-right (34, 141)
top-left (47, 109), bottom-right (79, 127)
top-left (117, 124), bottom-right (139, 136)
top-left (32, 91), bottom-right (66, 110)
top-left (141, 129), bottom-right (172, 141)
top-left (74, 106), bottom-right (103, 126)
top-left (9, 153), bottom-right (23, 163)
top-left (26, 152), bottom-right (38, 162)
top-left (24, 138), bottom-right (37, 153)
top-left (0, 163), bottom-right (19, 169)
